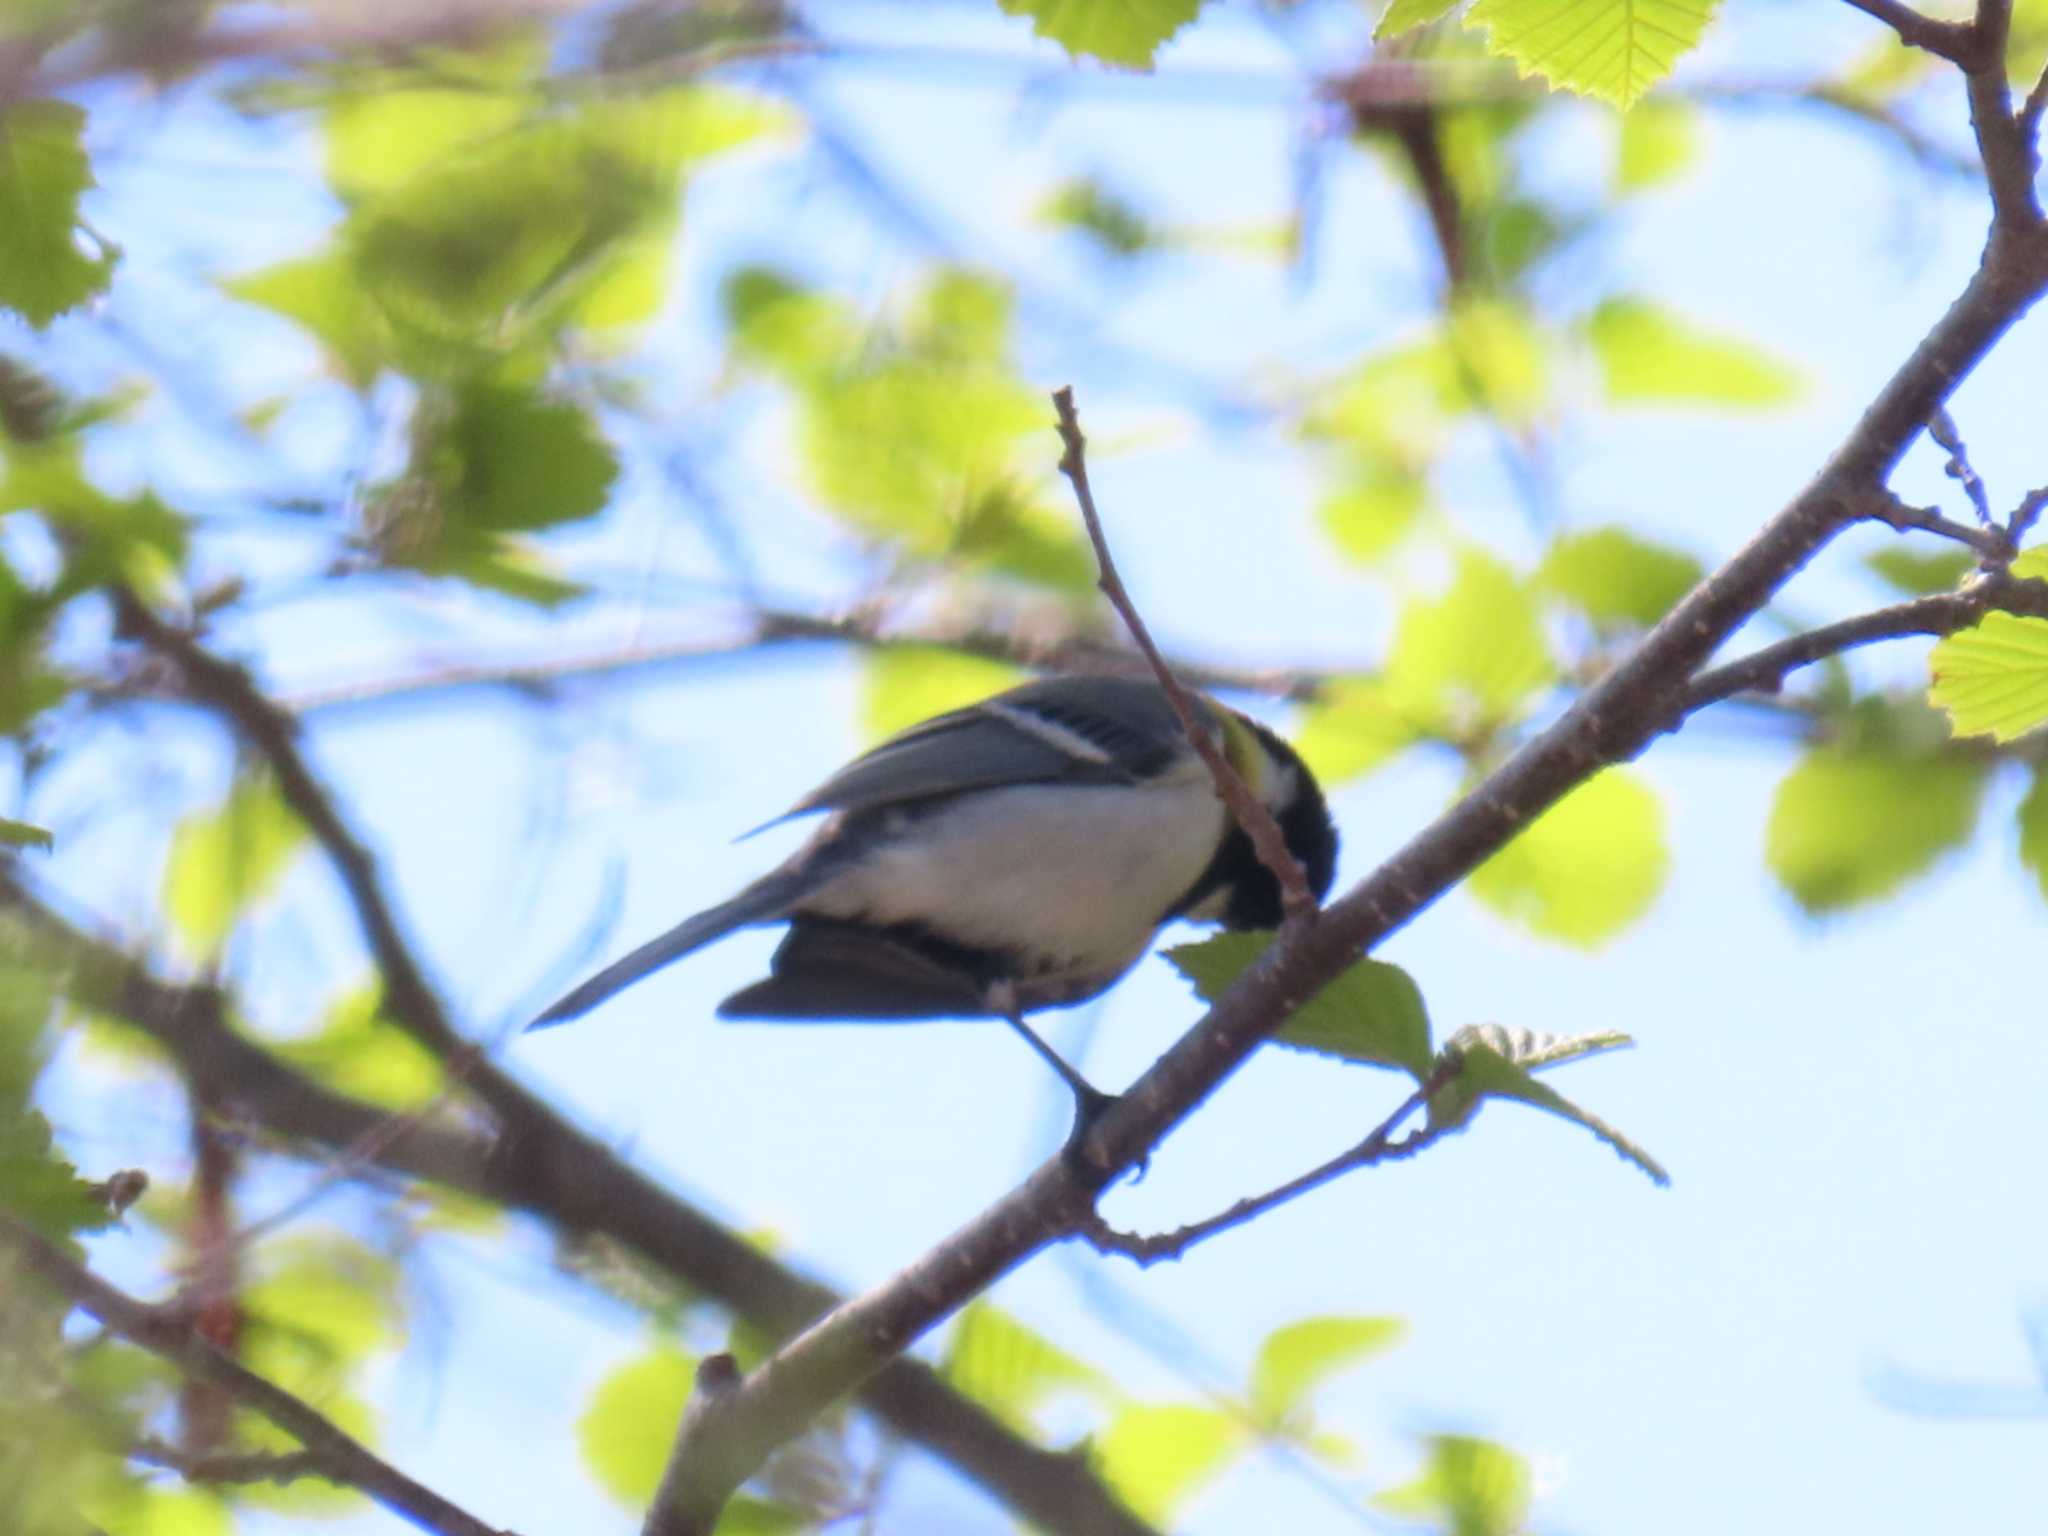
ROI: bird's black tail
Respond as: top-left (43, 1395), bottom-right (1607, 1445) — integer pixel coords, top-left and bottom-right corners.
top-left (526, 873), bottom-right (803, 1030)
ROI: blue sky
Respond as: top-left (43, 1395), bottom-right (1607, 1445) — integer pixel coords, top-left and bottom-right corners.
top-left (31, 1), bottom-right (2048, 1532)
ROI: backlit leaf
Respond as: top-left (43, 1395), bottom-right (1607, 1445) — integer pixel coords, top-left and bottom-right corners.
top-left (1766, 745), bottom-right (1985, 911)
top-left (0, 101), bottom-right (115, 327)
top-left (859, 648), bottom-right (1026, 743)
top-left (1319, 462), bottom-right (1427, 565)
top-left (2018, 767), bottom-right (2048, 904)
top-left (225, 250), bottom-right (389, 389)
top-left (942, 1304), bottom-right (1109, 1430)
top-left (1168, 934), bottom-right (1435, 1078)
top-left (578, 1343), bottom-right (695, 1507)
top-left (997, 0), bottom-right (1207, 68)
top-left (1250, 1316), bottom-right (1405, 1428)
top-left (0, 817), bottom-right (50, 850)
top-left (1375, 1434), bottom-right (1533, 1535)
top-left (1293, 678), bottom-right (1422, 785)
top-left (1614, 98), bottom-right (1699, 191)
top-left (277, 983), bottom-right (444, 1111)
top-left (1465, 0), bottom-right (1719, 106)
top-left (1379, 0), bottom-right (1462, 37)
top-left (1929, 612), bottom-right (2048, 742)
top-left (161, 772), bottom-right (307, 960)
top-left (1469, 767), bottom-right (1668, 946)
top-left (1866, 546), bottom-right (1970, 597)
top-left (1589, 297), bottom-right (1801, 408)
top-left (1384, 550), bottom-right (1556, 740)
top-left (1096, 1401), bottom-right (1243, 1524)
top-left (1537, 525), bottom-right (1701, 628)
top-left (1430, 1028), bottom-right (1667, 1184)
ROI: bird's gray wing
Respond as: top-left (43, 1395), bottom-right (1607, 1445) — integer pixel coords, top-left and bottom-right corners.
top-left (784, 675), bottom-right (1190, 819)
top-left (716, 920), bottom-right (990, 1022)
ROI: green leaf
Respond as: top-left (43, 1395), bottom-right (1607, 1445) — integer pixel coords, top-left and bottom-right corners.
top-left (1095, 1401), bottom-right (1243, 1524)
top-left (2020, 767), bottom-right (2048, 905)
top-left (0, 1108), bottom-right (116, 1241)
top-left (1167, 934), bottom-right (1435, 1078)
top-left (1375, 1434), bottom-right (1533, 1536)
top-left (1766, 745), bottom-right (1985, 911)
top-left (78, 1485), bottom-right (231, 1536)
top-left (0, 817), bottom-right (50, 850)
top-left (1465, 0), bottom-right (1719, 107)
top-left (160, 772), bottom-right (307, 960)
top-left (942, 1304), bottom-right (1109, 1430)
top-left (1614, 98), bottom-right (1699, 191)
top-left (277, 983), bottom-right (444, 1110)
top-left (1319, 461), bottom-right (1427, 565)
top-left (1929, 612), bottom-right (2048, 742)
top-left (428, 536), bottom-right (588, 607)
top-left (0, 101), bottom-right (116, 327)
top-left (1293, 678), bottom-right (1422, 785)
top-left (225, 250), bottom-right (389, 390)
top-left (446, 379), bottom-right (618, 532)
top-left (578, 1343), bottom-right (694, 1507)
top-left (712, 1498), bottom-right (808, 1536)
top-left (1249, 1316), bottom-right (1405, 1429)
top-left (1037, 177), bottom-right (1155, 257)
top-left (324, 79), bottom-right (537, 200)
top-left (1866, 546), bottom-right (1971, 597)
top-left (1430, 1027), bottom-right (1667, 1185)
top-left (859, 648), bottom-right (1027, 743)
top-left (1378, 0), bottom-right (1463, 37)
top-left (1536, 525), bottom-right (1701, 629)
top-left (1468, 767), bottom-right (1668, 946)
top-left (1588, 297), bottom-right (1802, 408)
top-left (997, 0), bottom-right (1207, 69)
top-left (1383, 550), bottom-right (1556, 740)
top-left (243, 1237), bottom-right (403, 1372)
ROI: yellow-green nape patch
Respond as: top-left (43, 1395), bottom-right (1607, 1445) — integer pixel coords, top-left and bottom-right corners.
top-left (1213, 705), bottom-right (1275, 798)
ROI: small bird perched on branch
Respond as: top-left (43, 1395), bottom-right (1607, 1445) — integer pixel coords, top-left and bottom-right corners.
top-left (530, 675), bottom-right (1337, 1121)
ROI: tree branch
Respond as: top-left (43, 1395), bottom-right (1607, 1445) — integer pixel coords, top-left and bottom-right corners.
top-left (0, 872), bottom-right (1165, 1536)
top-left (2, 1216), bottom-right (513, 1536)
top-left (583, 129), bottom-right (2048, 1521)
top-left (1836, 0), bottom-right (1979, 63)
top-left (1052, 385), bottom-right (1317, 920)
top-left (1964, 0), bottom-right (2047, 228)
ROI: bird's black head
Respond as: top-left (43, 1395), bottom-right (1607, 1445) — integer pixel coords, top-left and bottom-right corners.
top-left (1169, 714), bottom-right (1338, 932)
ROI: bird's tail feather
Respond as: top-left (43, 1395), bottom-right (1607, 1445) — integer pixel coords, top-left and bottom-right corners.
top-left (527, 874), bottom-right (801, 1030)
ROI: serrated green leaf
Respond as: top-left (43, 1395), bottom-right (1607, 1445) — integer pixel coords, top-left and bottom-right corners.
top-left (942, 1304), bottom-right (1109, 1431)
top-left (1432, 1031), bottom-right (1668, 1184)
top-left (1766, 745), bottom-right (1985, 911)
top-left (1929, 613), bottom-right (2048, 742)
top-left (1453, 1021), bottom-right (1634, 1069)
top-left (0, 817), bottom-right (50, 850)
top-left (1384, 550), bottom-right (1556, 740)
top-left (578, 1343), bottom-right (694, 1507)
top-left (1379, 0), bottom-right (1463, 37)
top-left (1469, 767), bottom-right (1667, 946)
top-left (1867, 546), bottom-right (1971, 597)
top-left (1096, 1401), bottom-right (1243, 1524)
top-left (1293, 678), bottom-right (1421, 785)
top-left (1588, 297), bottom-right (1801, 408)
top-left (1375, 1434), bottom-right (1532, 1536)
top-left (859, 648), bottom-right (1027, 743)
top-left (1168, 934), bottom-right (1434, 1078)
top-left (1536, 525), bottom-right (1701, 628)
top-left (2019, 766), bottom-right (2048, 905)
top-left (0, 101), bottom-right (116, 327)
top-left (161, 772), bottom-right (307, 960)
top-left (1249, 1315), bottom-right (1405, 1428)
top-left (1319, 461), bottom-right (1427, 565)
top-left (1465, 0), bottom-right (1719, 107)
top-left (1614, 97), bottom-right (1698, 191)
top-left (997, 0), bottom-right (1207, 69)
top-left (277, 983), bottom-right (444, 1110)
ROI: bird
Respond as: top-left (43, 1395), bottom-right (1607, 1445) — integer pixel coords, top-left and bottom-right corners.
top-left (529, 674), bottom-right (1337, 1121)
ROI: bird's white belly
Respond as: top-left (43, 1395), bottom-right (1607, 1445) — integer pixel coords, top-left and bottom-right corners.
top-left (802, 771), bottom-right (1228, 984)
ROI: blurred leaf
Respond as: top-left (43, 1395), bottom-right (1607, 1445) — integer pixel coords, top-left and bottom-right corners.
top-left (1379, 0), bottom-right (1462, 36)
top-left (2011, 0), bottom-right (2048, 88)
top-left (1384, 550), bottom-right (1556, 740)
top-left (722, 267), bottom-right (861, 381)
top-left (1867, 546), bottom-right (1971, 596)
top-left (942, 1303), bottom-right (1109, 1430)
top-left (225, 250), bottom-right (389, 389)
top-left (712, 1498), bottom-right (808, 1536)
top-left (579, 1343), bottom-right (695, 1507)
top-left (1465, 0), bottom-right (1719, 107)
top-left (324, 77), bottom-right (537, 199)
top-left (0, 1109), bottom-right (115, 1241)
top-left (1929, 613), bottom-right (2048, 742)
top-left (424, 535), bottom-right (588, 607)
top-left (243, 1236), bottom-right (402, 1377)
top-left (1537, 525), bottom-right (1701, 628)
top-left (1320, 461), bottom-right (1427, 565)
top-left (161, 772), bottom-right (306, 960)
top-left (1766, 745), bottom-right (1985, 911)
top-left (1375, 1433), bottom-right (1532, 1536)
top-left (997, 0), bottom-right (1206, 68)
top-left (1294, 678), bottom-right (1421, 785)
top-left (1430, 1028), bottom-right (1667, 1184)
top-left (1095, 1401), bottom-right (1243, 1525)
top-left (1037, 176), bottom-right (1155, 257)
top-left (277, 983), bottom-right (443, 1111)
top-left (1835, 34), bottom-right (1938, 102)
top-left (1589, 297), bottom-right (1802, 408)
top-left (0, 817), bottom-right (50, 850)
top-left (0, 101), bottom-right (116, 327)
top-left (78, 1484), bottom-right (231, 1536)
top-left (440, 379), bottom-right (618, 533)
top-left (1249, 1315), bottom-right (1405, 1428)
top-left (1168, 933), bottom-right (1435, 1078)
top-left (2018, 766), bottom-right (2048, 904)
top-left (1469, 767), bottom-right (1668, 946)
top-left (1614, 98), bottom-right (1699, 192)
top-left (859, 648), bottom-right (1026, 742)
top-left (0, 438), bottom-right (188, 599)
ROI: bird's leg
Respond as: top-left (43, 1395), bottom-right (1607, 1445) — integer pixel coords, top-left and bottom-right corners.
top-left (984, 983), bottom-right (1119, 1159)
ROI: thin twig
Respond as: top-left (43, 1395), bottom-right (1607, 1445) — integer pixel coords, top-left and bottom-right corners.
top-left (1078, 1060), bottom-right (1461, 1266)
top-left (2009, 486), bottom-right (2048, 548)
top-left (2, 1216), bottom-right (512, 1536)
top-left (1050, 386), bottom-right (1317, 921)
top-left (1928, 408), bottom-right (1996, 523)
top-left (1866, 487), bottom-right (2010, 557)
top-left (1836, 0), bottom-right (1980, 63)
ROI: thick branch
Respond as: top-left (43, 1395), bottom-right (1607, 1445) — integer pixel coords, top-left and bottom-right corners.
top-left (1965, 0), bottom-right (2047, 227)
top-left (1837, 0), bottom-right (1979, 63)
top-left (0, 873), bottom-right (1163, 1536)
top-left (1052, 386), bottom-right (1316, 919)
top-left (603, 144), bottom-right (2048, 1515)
top-left (2, 1216), bottom-right (512, 1536)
